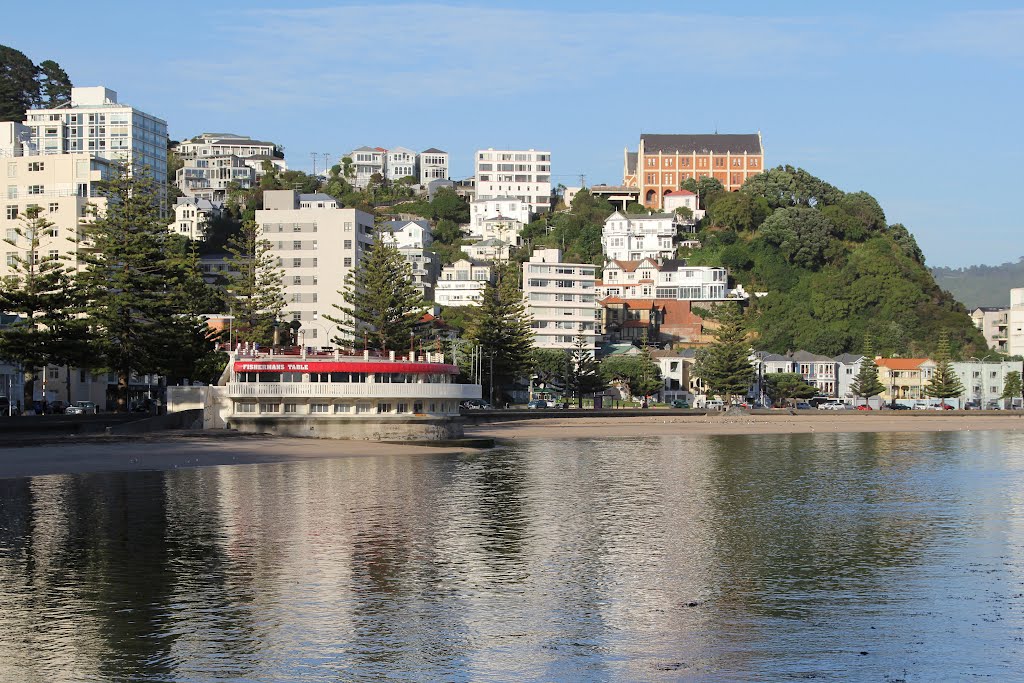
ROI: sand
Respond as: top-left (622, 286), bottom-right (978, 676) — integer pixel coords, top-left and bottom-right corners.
top-left (1, 412), bottom-right (1021, 479)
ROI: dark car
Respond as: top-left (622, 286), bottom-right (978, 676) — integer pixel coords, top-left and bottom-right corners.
top-left (795, 402), bottom-right (812, 410)
top-left (460, 399), bottom-right (492, 410)
top-left (527, 399), bottom-right (548, 409)
top-left (671, 399), bottom-right (690, 409)
top-left (887, 403), bottom-right (912, 410)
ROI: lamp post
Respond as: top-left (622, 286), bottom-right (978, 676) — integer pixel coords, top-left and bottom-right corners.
top-left (969, 355), bottom-right (995, 409)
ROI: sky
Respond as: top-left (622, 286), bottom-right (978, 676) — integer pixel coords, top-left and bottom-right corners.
top-left (3, 0), bottom-right (1021, 267)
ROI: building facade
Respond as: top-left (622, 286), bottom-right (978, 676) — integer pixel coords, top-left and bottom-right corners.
top-left (419, 148), bottom-right (448, 185)
top-left (971, 306), bottom-right (1010, 354)
top-left (601, 210), bottom-right (681, 261)
top-left (435, 259), bottom-right (492, 307)
top-left (598, 258), bottom-right (729, 301)
top-left (172, 197), bottom-right (223, 241)
top-left (348, 147), bottom-right (385, 189)
top-left (176, 133), bottom-right (284, 164)
top-left (386, 147), bottom-right (418, 181)
top-left (175, 155), bottom-right (255, 201)
top-left (256, 190), bottom-right (375, 343)
top-left (474, 149), bottom-right (551, 215)
top-left (523, 248), bottom-right (598, 350)
top-left (1009, 288), bottom-right (1024, 358)
top-left (624, 133), bottom-right (764, 210)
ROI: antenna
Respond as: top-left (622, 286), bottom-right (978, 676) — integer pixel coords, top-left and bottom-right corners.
top-left (578, 173), bottom-right (586, 189)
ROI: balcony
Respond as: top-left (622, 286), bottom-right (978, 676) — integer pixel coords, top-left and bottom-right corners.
top-left (228, 382), bottom-right (481, 400)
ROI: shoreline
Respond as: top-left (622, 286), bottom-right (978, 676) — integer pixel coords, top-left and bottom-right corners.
top-left (1, 413), bottom-right (1021, 479)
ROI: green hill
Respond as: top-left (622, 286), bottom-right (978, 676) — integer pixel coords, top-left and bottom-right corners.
top-left (931, 258), bottom-right (1024, 310)
top-left (684, 165), bottom-right (987, 358)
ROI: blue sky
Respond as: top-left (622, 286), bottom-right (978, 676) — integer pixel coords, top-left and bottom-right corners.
top-left (4, 0), bottom-right (1021, 267)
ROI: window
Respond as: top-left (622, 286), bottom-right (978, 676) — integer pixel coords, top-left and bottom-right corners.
top-left (344, 239), bottom-right (352, 249)
top-left (28, 162), bottom-right (44, 172)
top-left (293, 276), bottom-right (302, 285)
top-left (281, 372), bottom-right (303, 382)
top-left (28, 185), bottom-right (44, 195)
top-left (236, 402), bottom-right (257, 413)
top-left (283, 403), bottom-right (299, 413)
top-left (259, 403), bottom-right (281, 413)
top-left (293, 258), bottom-right (302, 268)
top-left (293, 240), bottom-right (302, 249)
top-left (334, 404), bottom-right (351, 414)
top-left (310, 404), bottom-right (330, 413)
top-left (344, 222), bottom-right (352, 231)
top-left (355, 403), bottom-right (371, 414)
top-left (5, 205), bottom-right (16, 220)
top-left (48, 202), bottom-right (59, 213)
top-left (378, 403), bottom-right (392, 414)
top-left (397, 403), bottom-right (409, 413)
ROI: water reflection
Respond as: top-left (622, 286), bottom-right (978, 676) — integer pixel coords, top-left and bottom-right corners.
top-left (0, 431), bottom-right (1023, 680)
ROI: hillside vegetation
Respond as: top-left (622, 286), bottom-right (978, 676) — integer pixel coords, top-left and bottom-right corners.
top-left (685, 165), bottom-right (986, 358)
top-left (931, 258), bottom-right (1024, 309)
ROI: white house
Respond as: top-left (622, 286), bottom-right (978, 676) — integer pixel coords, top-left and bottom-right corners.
top-left (379, 219), bottom-right (433, 249)
top-left (601, 210), bottom-right (679, 262)
top-left (474, 149), bottom-right (551, 215)
top-left (661, 189), bottom-right (704, 222)
top-left (173, 197), bottom-right (223, 241)
top-left (386, 146), bottom-right (418, 181)
top-left (419, 148), bottom-right (448, 185)
top-left (348, 146), bottom-right (385, 189)
top-left (435, 260), bottom-right (493, 307)
top-left (598, 258), bottom-right (728, 301)
top-left (469, 196), bottom-right (531, 237)
top-left (465, 238), bottom-right (513, 263)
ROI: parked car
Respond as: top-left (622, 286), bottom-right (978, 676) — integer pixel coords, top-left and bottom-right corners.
top-left (671, 399), bottom-right (690, 409)
top-left (527, 399), bottom-right (548, 409)
top-left (460, 399), bottom-right (492, 410)
top-left (65, 400), bottom-right (98, 415)
top-left (886, 403), bottom-right (912, 410)
top-left (855, 404), bottom-right (873, 411)
top-left (795, 402), bottom-right (812, 410)
top-left (705, 400), bottom-right (725, 410)
top-left (47, 400), bottom-right (67, 414)
top-left (933, 403), bottom-right (954, 410)
top-left (818, 400), bottom-right (847, 410)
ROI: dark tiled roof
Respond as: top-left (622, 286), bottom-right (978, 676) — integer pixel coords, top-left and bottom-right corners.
top-left (422, 147), bottom-right (447, 154)
top-left (626, 152), bottom-right (637, 174)
top-left (641, 133), bottom-right (762, 155)
top-left (299, 193), bottom-right (335, 203)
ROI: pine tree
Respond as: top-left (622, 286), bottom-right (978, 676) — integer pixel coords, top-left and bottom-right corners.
top-left (326, 239), bottom-right (425, 350)
top-left (77, 167), bottom-right (194, 411)
top-left (35, 59), bottom-right (72, 107)
top-left (851, 338), bottom-right (885, 406)
top-left (567, 332), bottom-right (606, 407)
top-left (222, 220), bottom-right (286, 346)
top-left (465, 263), bottom-right (533, 403)
top-left (1001, 370), bottom-right (1022, 409)
top-left (693, 303), bottom-right (754, 404)
top-left (924, 331), bottom-right (964, 404)
top-left (0, 206), bottom-right (89, 411)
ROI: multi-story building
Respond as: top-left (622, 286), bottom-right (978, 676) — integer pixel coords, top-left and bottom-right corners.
top-left (348, 147), bottom-right (385, 189)
top-left (435, 259), bottom-right (493, 307)
top-left (175, 133), bottom-right (284, 168)
top-left (469, 196), bottom-right (531, 237)
top-left (175, 155), bottom-right (255, 201)
top-left (379, 220), bottom-right (438, 301)
top-left (875, 358), bottom-right (936, 402)
top-left (465, 238), bottom-right (513, 263)
top-left (602, 210), bottom-right (686, 261)
top-left (256, 190), bottom-right (375, 343)
top-left (474, 148), bottom-right (551, 215)
top-left (385, 147), bottom-right (418, 181)
top-left (971, 306), bottom-right (1010, 354)
top-left (599, 298), bottom-right (703, 345)
top-left (598, 258), bottom-right (729, 301)
top-left (172, 197), bottom-right (223, 241)
top-left (419, 148), bottom-right (448, 185)
top-left (23, 86), bottom-right (167, 187)
top-left (624, 133), bottom-right (764, 210)
top-left (522, 248), bottom-right (598, 350)
top-left (952, 360), bottom-right (1022, 409)
top-left (1008, 288), bottom-right (1024, 358)
top-left (378, 219), bottom-right (433, 249)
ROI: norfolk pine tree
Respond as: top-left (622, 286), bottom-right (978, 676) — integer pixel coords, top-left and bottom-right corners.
top-left (326, 239), bottom-right (425, 351)
top-left (465, 263), bottom-right (533, 403)
top-left (567, 332), bottom-right (606, 407)
top-left (223, 220), bottom-right (286, 346)
top-left (0, 206), bottom-right (88, 410)
top-left (694, 303), bottom-right (755, 405)
top-left (850, 339), bottom-right (885, 407)
top-left (1000, 370), bottom-right (1022, 409)
top-left (77, 167), bottom-right (193, 412)
top-left (924, 331), bottom-right (964, 405)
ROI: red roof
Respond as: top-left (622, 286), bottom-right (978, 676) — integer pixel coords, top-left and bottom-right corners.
top-left (875, 358), bottom-right (931, 370)
top-left (600, 296), bottom-right (627, 305)
top-left (665, 189), bottom-right (695, 196)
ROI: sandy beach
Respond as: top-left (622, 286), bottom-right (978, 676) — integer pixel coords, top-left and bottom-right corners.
top-left (1, 412), bottom-right (1022, 479)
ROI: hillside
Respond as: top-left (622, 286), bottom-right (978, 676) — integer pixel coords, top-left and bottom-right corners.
top-left (684, 165), bottom-right (987, 358)
top-left (931, 258), bottom-right (1024, 309)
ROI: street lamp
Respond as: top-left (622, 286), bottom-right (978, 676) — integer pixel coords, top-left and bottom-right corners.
top-left (969, 355), bottom-right (995, 409)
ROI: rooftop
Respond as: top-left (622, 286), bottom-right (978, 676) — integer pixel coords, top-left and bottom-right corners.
top-left (641, 133), bottom-right (762, 155)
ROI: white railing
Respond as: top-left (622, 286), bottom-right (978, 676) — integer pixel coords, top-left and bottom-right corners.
top-left (227, 382), bottom-right (481, 400)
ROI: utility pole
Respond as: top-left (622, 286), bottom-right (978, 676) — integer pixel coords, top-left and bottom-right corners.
top-left (322, 152), bottom-right (331, 175)
top-left (578, 173), bottom-right (586, 189)
top-left (310, 152), bottom-right (318, 176)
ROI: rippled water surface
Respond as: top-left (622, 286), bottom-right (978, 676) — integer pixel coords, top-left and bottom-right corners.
top-left (2, 431), bottom-right (1024, 681)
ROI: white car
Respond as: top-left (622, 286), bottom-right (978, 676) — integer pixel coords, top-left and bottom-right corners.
top-left (818, 400), bottom-right (847, 410)
top-left (65, 401), bottom-right (98, 415)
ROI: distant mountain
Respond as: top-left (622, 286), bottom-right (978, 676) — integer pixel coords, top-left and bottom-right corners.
top-left (931, 258), bottom-right (1024, 309)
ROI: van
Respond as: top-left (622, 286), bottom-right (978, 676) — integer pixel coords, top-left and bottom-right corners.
top-left (705, 400), bottom-right (725, 410)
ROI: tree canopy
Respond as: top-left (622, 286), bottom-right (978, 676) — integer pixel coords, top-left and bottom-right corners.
top-left (0, 45), bottom-right (72, 120)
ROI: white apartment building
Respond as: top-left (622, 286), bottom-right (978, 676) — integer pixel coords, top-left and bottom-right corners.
top-left (474, 148), bottom-right (551, 215)
top-left (465, 238), bottom-right (513, 263)
top-left (2, 123), bottom-right (111, 280)
top-left (602, 210), bottom-right (681, 262)
top-left (599, 258), bottom-right (728, 301)
top-left (176, 132), bottom-right (284, 167)
top-left (435, 259), bottom-right (492, 307)
top-left (348, 147), bottom-right (385, 189)
top-left (971, 307), bottom-right (1010, 354)
top-left (176, 155), bottom-right (255, 201)
top-left (386, 147), bottom-right (418, 181)
top-left (1009, 288), bottom-right (1024, 358)
top-left (24, 86), bottom-right (167, 186)
top-left (523, 248), bottom-right (598, 351)
top-left (419, 148), bottom-right (448, 185)
top-left (378, 219), bottom-right (433, 249)
top-left (469, 196), bottom-right (530, 238)
top-left (256, 190), bottom-right (375, 343)
top-left (952, 360), bottom-right (1023, 408)
top-left (173, 197), bottom-right (223, 241)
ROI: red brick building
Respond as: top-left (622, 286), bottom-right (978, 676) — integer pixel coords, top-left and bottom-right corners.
top-left (623, 133), bottom-right (764, 209)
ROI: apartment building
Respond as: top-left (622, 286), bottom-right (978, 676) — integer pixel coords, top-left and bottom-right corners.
top-left (1009, 288), bottom-right (1024, 357)
top-left (435, 259), bottom-right (493, 307)
top-left (474, 148), bottom-right (551, 215)
top-left (598, 258), bottom-right (728, 301)
top-left (602, 210), bottom-right (684, 261)
top-left (256, 190), bottom-right (375, 343)
top-left (419, 148), bottom-right (448, 185)
top-left (971, 307), bottom-right (1009, 353)
top-left (348, 147), bottom-right (385, 189)
top-left (24, 86), bottom-right (167, 186)
top-left (172, 197), bottom-right (223, 241)
top-left (599, 298), bottom-right (703, 345)
top-left (386, 147), bottom-right (418, 181)
top-left (624, 133), bottom-right (764, 209)
top-left (378, 219), bottom-right (433, 249)
top-left (379, 219), bottom-right (437, 301)
top-left (176, 155), bottom-right (255, 201)
top-left (952, 360), bottom-right (1021, 408)
top-left (176, 133), bottom-right (284, 165)
top-left (522, 248), bottom-right (598, 351)
top-left (469, 196), bottom-right (530, 240)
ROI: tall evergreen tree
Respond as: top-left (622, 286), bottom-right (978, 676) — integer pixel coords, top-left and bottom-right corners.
top-left (77, 167), bottom-right (195, 411)
top-left (567, 332), bottom-right (606, 407)
top-left (465, 263), bottom-right (533, 403)
top-left (326, 239), bottom-right (425, 350)
top-left (0, 45), bottom-right (40, 121)
top-left (694, 303), bottom-right (755, 404)
top-left (1001, 370), bottom-right (1022, 409)
top-left (35, 59), bottom-right (72, 107)
top-left (851, 339), bottom-right (885, 406)
top-left (924, 331), bottom-right (964, 404)
top-left (0, 206), bottom-right (88, 410)
top-left (222, 220), bottom-right (286, 346)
